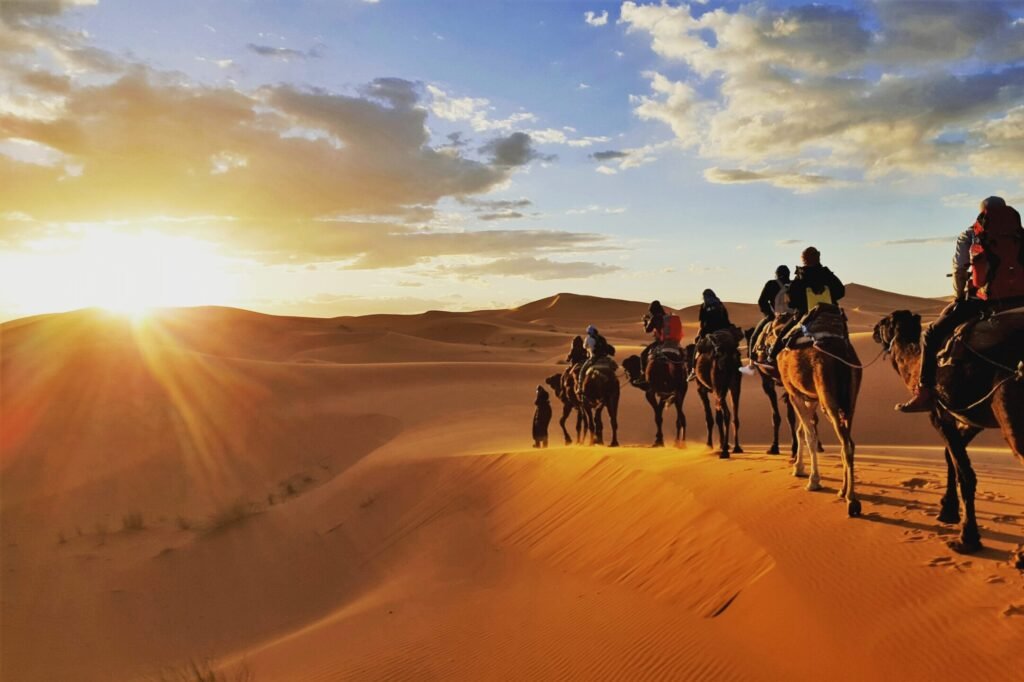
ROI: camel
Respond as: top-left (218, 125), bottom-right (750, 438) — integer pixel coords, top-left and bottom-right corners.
top-left (874, 309), bottom-right (1024, 552)
top-left (545, 367), bottom-right (589, 445)
top-left (745, 325), bottom-right (824, 458)
top-left (686, 330), bottom-right (743, 458)
top-left (773, 313), bottom-right (863, 517)
top-left (578, 358), bottom-right (620, 447)
top-left (622, 346), bottom-right (688, 447)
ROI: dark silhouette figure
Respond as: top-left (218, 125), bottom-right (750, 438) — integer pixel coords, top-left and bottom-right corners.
top-left (532, 386), bottom-right (552, 448)
top-left (875, 310), bottom-right (1024, 552)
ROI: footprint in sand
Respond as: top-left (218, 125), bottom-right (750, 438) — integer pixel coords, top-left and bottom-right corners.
top-left (928, 556), bottom-right (954, 567)
top-left (985, 575), bottom-right (1006, 584)
top-left (991, 515), bottom-right (1018, 524)
top-left (900, 477), bottom-right (930, 489)
top-left (1003, 604), bottom-right (1024, 618)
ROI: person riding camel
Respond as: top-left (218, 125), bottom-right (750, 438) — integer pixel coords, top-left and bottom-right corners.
top-left (896, 197), bottom-right (1024, 412)
top-left (750, 265), bottom-right (792, 359)
top-left (768, 247), bottom-right (846, 361)
top-left (697, 289), bottom-right (731, 341)
top-left (578, 324), bottom-right (615, 390)
top-left (640, 300), bottom-right (667, 370)
top-left (565, 335), bottom-right (588, 367)
top-left (688, 290), bottom-right (732, 381)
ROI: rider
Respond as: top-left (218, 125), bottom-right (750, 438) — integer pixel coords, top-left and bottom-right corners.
top-left (578, 324), bottom-right (614, 389)
top-left (640, 300), bottom-right (667, 371)
top-left (697, 289), bottom-right (731, 341)
top-left (565, 335), bottom-right (588, 367)
top-left (750, 265), bottom-right (792, 359)
top-left (768, 247), bottom-right (846, 361)
top-left (896, 197), bottom-right (1024, 412)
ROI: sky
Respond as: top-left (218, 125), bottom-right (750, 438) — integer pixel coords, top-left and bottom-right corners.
top-left (2, 0), bottom-right (1023, 320)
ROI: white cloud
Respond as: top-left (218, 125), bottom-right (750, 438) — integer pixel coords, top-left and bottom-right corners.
top-left (566, 205), bottom-right (627, 215)
top-left (584, 10), bottom-right (609, 27)
top-left (595, 165), bottom-right (617, 175)
top-left (620, 1), bottom-right (1024, 192)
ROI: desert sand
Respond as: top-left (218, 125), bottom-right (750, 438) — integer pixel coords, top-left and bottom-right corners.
top-left (2, 284), bottom-right (1022, 681)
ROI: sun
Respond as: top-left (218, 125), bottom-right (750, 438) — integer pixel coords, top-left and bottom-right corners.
top-left (6, 228), bottom-right (236, 318)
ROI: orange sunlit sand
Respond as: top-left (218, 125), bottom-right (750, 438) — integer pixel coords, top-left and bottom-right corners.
top-left (2, 285), bottom-right (1022, 681)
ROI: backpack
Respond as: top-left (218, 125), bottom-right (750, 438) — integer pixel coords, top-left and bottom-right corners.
top-left (970, 205), bottom-right (1024, 301)
top-left (664, 314), bottom-right (684, 343)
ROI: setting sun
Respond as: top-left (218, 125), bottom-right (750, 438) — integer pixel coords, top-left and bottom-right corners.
top-left (1, 229), bottom-right (236, 318)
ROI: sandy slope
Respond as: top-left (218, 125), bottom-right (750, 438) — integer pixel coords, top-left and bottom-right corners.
top-left (1, 287), bottom-right (1021, 681)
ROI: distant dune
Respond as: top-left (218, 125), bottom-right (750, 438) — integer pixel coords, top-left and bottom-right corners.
top-left (2, 287), bottom-right (1021, 681)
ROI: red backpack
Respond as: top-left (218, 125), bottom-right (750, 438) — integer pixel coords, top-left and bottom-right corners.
top-left (664, 314), bottom-right (684, 343)
top-left (970, 205), bottom-right (1024, 301)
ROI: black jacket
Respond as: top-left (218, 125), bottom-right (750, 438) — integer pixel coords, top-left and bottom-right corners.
top-left (698, 303), bottom-right (731, 336)
top-left (757, 279), bottom-right (785, 317)
top-left (789, 265), bottom-right (845, 315)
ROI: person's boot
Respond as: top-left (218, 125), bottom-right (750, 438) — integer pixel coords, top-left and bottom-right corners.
top-left (895, 385), bottom-right (935, 413)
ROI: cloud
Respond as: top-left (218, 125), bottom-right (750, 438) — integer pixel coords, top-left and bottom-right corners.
top-left (460, 197), bottom-right (532, 211)
top-left (584, 10), bottom-right (609, 27)
top-left (589, 150), bottom-right (629, 161)
top-left (246, 43), bottom-right (321, 61)
top-left (426, 84), bottom-right (607, 145)
top-left (873, 236), bottom-right (955, 246)
top-left (703, 167), bottom-right (842, 192)
top-left (440, 256), bottom-right (622, 280)
top-left (620, 1), bottom-right (1024, 191)
top-left (566, 205), bottom-right (626, 215)
top-left (595, 165), bottom-right (617, 175)
top-left (479, 132), bottom-right (553, 166)
top-left (478, 211), bottom-right (524, 221)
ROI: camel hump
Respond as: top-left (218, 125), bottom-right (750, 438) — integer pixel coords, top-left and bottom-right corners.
top-left (800, 304), bottom-right (849, 343)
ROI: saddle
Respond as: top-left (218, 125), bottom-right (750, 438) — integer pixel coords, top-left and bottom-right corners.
top-left (651, 343), bottom-right (684, 363)
top-left (938, 305), bottom-right (1024, 367)
top-left (585, 356), bottom-right (618, 374)
top-left (696, 326), bottom-right (743, 355)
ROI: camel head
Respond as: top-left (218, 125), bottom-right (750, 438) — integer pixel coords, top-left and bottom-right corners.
top-left (873, 310), bottom-right (922, 350)
top-left (621, 355), bottom-right (642, 384)
top-left (544, 373), bottom-right (563, 398)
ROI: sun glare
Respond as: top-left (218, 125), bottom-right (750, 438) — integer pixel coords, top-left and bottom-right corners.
top-left (2, 229), bottom-right (236, 319)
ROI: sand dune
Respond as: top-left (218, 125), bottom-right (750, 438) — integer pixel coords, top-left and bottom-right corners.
top-left (2, 289), bottom-right (1021, 681)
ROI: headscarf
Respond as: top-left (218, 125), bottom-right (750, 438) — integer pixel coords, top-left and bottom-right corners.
top-left (702, 289), bottom-right (722, 307)
top-left (586, 325), bottom-right (598, 336)
top-left (775, 265), bottom-right (790, 282)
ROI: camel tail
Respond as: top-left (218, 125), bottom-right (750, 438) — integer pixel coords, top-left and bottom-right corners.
top-left (835, 362), bottom-right (859, 433)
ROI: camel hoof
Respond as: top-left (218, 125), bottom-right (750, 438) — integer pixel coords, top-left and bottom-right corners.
top-left (947, 538), bottom-right (982, 555)
top-left (792, 469), bottom-right (807, 478)
top-left (652, 440), bottom-right (664, 448)
top-left (817, 443), bottom-right (825, 453)
top-left (847, 499), bottom-right (862, 517)
top-left (936, 509), bottom-right (961, 525)
top-left (719, 451), bottom-right (730, 459)
top-left (609, 441), bottom-right (619, 448)
top-left (732, 445), bottom-right (744, 454)
top-left (805, 479), bottom-right (822, 492)
top-left (564, 438), bottom-right (572, 446)
top-left (766, 445), bottom-right (780, 455)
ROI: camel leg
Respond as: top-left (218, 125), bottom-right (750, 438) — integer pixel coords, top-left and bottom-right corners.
top-left (813, 411), bottom-right (825, 452)
top-left (699, 388), bottom-right (714, 449)
top-left (822, 404), bottom-right (860, 517)
top-left (594, 406), bottom-right (605, 446)
top-left (936, 420), bottom-right (981, 553)
top-left (608, 395), bottom-right (619, 448)
top-left (648, 392), bottom-right (664, 447)
top-left (783, 392), bottom-right (799, 462)
top-left (717, 394), bottom-right (731, 459)
top-left (585, 405), bottom-right (597, 446)
top-left (675, 394), bottom-right (686, 446)
top-left (559, 404), bottom-right (573, 445)
top-left (792, 399), bottom-right (820, 489)
top-left (763, 375), bottom-right (782, 455)
top-left (575, 408), bottom-right (585, 444)
top-left (730, 377), bottom-right (743, 454)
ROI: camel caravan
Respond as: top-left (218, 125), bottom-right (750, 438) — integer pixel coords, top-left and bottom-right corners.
top-left (539, 196), bottom-right (1024, 549)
